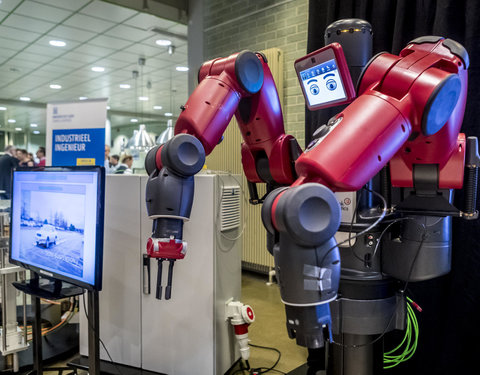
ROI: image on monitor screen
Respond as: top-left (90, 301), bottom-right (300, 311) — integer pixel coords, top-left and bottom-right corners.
top-left (10, 167), bottom-right (104, 290)
top-left (19, 186), bottom-right (86, 278)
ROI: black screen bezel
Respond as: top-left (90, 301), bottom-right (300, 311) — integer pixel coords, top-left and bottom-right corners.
top-left (8, 166), bottom-right (105, 291)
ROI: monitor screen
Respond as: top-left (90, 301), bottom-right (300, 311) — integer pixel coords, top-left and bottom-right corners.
top-left (299, 58), bottom-right (347, 107)
top-left (9, 167), bottom-right (105, 290)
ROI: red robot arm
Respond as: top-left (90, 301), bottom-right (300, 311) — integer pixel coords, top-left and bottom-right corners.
top-left (294, 37), bottom-right (468, 191)
top-left (144, 50), bottom-right (300, 300)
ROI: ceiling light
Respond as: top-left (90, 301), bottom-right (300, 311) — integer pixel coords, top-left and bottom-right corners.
top-left (139, 96), bottom-right (149, 101)
top-left (50, 84), bottom-right (62, 89)
top-left (33, 130), bottom-right (40, 135)
top-left (49, 40), bottom-right (66, 47)
top-left (130, 118), bottom-right (139, 123)
top-left (30, 123), bottom-right (38, 128)
top-left (155, 39), bottom-right (172, 46)
top-left (106, 106), bottom-right (111, 110)
top-left (91, 66), bottom-right (105, 72)
top-left (8, 119), bottom-right (16, 123)
top-left (0, 107), bottom-right (6, 111)
top-left (165, 113), bottom-right (173, 117)
top-left (119, 84), bottom-right (131, 89)
top-left (153, 105), bottom-right (162, 110)
top-left (176, 66), bottom-right (189, 72)
top-left (79, 96), bottom-right (88, 100)
top-left (19, 97), bottom-right (30, 101)
top-left (15, 127), bottom-right (21, 131)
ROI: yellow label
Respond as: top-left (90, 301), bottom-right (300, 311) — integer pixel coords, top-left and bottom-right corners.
top-left (76, 158), bottom-right (95, 166)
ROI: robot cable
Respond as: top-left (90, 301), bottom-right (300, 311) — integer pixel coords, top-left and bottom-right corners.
top-left (320, 186), bottom-right (388, 266)
top-left (331, 227), bottom-right (428, 350)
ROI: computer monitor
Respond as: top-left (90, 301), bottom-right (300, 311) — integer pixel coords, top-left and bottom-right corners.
top-left (9, 166), bottom-right (105, 291)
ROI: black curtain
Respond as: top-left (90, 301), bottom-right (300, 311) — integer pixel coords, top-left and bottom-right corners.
top-left (306, 1), bottom-right (480, 374)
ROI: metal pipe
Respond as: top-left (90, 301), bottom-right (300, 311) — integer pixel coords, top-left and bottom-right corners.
top-left (2, 274), bottom-right (8, 353)
top-left (13, 353), bottom-right (18, 373)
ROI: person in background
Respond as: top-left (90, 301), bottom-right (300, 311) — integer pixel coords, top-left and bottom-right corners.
top-left (36, 147), bottom-right (46, 167)
top-left (109, 154), bottom-right (119, 172)
top-left (104, 145), bottom-right (111, 173)
top-left (0, 145), bottom-right (19, 199)
top-left (17, 149), bottom-right (34, 167)
top-left (28, 152), bottom-right (35, 165)
top-left (115, 155), bottom-right (133, 174)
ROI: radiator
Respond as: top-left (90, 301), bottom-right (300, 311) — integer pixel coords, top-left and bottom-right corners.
top-left (205, 48), bottom-right (283, 274)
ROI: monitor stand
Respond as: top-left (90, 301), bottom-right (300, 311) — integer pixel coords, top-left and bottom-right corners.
top-left (12, 273), bottom-right (100, 375)
top-left (12, 275), bottom-right (84, 300)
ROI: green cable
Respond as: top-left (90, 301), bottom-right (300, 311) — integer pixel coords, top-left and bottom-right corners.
top-left (383, 298), bottom-right (419, 369)
top-left (384, 301), bottom-right (418, 367)
top-left (386, 304), bottom-right (415, 366)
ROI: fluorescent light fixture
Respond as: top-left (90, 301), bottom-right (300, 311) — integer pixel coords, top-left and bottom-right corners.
top-left (130, 118), bottom-right (139, 123)
top-left (8, 119), bottom-right (16, 123)
top-left (106, 106), bottom-right (111, 110)
top-left (119, 84), bottom-right (131, 89)
top-left (79, 96), bottom-right (88, 100)
top-left (138, 96), bottom-right (149, 101)
top-left (165, 112), bottom-right (173, 117)
top-left (33, 130), bottom-right (40, 135)
top-left (153, 105), bottom-right (162, 110)
top-left (19, 97), bottom-right (30, 101)
top-left (49, 84), bottom-right (62, 89)
top-left (30, 123), bottom-right (38, 128)
top-left (176, 66), bottom-right (189, 72)
top-left (15, 127), bottom-right (21, 131)
top-left (91, 66), bottom-right (105, 72)
top-left (49, 40), bottom-right (66, 47)
top-left (0, 107), bottom-right (6, 111)
top-left (155, 39), bottom-right (172, 46)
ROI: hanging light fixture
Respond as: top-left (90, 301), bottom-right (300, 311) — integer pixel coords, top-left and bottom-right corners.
top-left (128, 124), bottom-right (155, 150)
top-left (156, 119), bottom-right (174, 145)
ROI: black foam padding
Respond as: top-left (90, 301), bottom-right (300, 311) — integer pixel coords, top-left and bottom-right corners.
top-left (444, 38), bottom-right (470, 69)
top-left (234, 51), bottom-right (264, 94)
top-left (274, 183), bottom-right (341, 247)
top-left (161, 134), bottom-right (205, 177)
top-left (408, 35), bottom-right (444, 44)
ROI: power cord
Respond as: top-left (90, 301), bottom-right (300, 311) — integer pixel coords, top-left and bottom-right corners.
top-left (232, 343), bottom-right (286, 374)
top-left (81, 293), bottom-right (124, 375)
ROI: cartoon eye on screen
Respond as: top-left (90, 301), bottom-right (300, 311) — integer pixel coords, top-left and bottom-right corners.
top-left (295, 43), bottom-right (356, 110)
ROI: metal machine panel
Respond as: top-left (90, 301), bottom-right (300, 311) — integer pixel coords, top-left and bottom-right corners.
top-left (80, 173), bottom-right (242, 374)
top-left (142, 175), bottom-right (240, 375)
top-left (79, 175), bottom-right (142, 367)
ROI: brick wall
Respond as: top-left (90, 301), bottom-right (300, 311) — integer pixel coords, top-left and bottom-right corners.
top-left (204, 0), bottom-right (308, 145)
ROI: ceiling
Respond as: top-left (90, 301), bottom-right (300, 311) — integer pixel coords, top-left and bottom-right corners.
top-left (0, 0), bottom-right (189, 136)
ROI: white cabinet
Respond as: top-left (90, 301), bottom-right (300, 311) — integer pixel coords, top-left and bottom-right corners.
top-left (80, 173), bottom-right (242, 375)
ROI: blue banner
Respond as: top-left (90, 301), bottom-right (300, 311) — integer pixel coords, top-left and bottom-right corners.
top-left (52, 128), bottom-right (105, 166)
